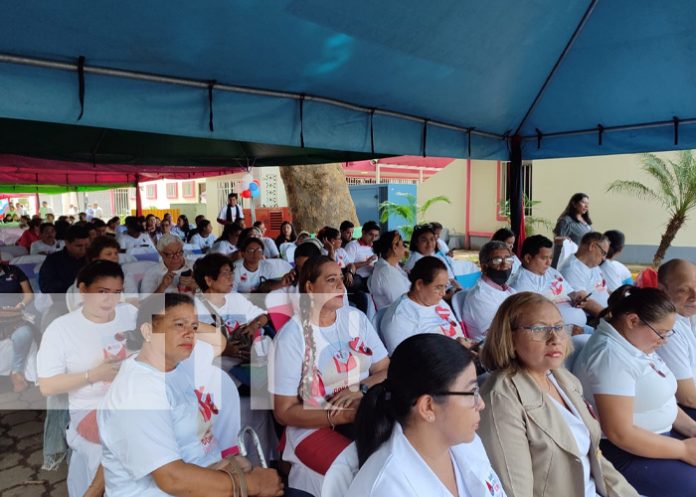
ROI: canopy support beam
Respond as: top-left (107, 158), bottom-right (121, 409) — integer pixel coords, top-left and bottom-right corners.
top-left (515, 0), bottom-right (599, 135)
top-left (134, 174), bottom-right (142, 217)
top-left (509, 135), bottom-right (524, 255)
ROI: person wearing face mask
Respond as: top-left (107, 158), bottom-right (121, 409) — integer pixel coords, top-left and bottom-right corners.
top-left (572, 286), bottom-right (696, 497)
top-left (491, 228), bottom-right (522, 275)
top-left (656, 259), bottom-right (696, 420)
top-left (559, 232), bottom-right (610, 318)
top-left (460, 241), bottom-right (516, 341)
top-left (380, 256), bottom-right (467, 355)
top-left (347, 334), bottom-right (503, 497)
top-left (478, 292), bottom-right (638, 497)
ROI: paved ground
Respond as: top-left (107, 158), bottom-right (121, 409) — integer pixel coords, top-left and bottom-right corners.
top-left (0, 378), bottom-right (68, 497)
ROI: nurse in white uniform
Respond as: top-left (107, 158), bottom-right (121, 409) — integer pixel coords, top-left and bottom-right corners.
top-left (347, 333), bottom-right (504, 497)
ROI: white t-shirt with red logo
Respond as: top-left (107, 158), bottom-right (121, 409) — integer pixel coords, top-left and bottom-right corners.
top-left (194, 293), bottom-right (265, 332)
top-left (380, 294), bottom-right (464, 354)
top-left (270, 305), bottom-right (387, 449)
top-left (509, 267), bottom-right (587, 327)
top-left (559, 255), bottom-right (609, 309)
top-left (345, 239), bottom-right (375, 278)
top-left (232, 258), bottom-right (291, 293)
top-left (461, 279), bottom-right (516, 341)
top-left (98, 341), bottom-right (226, 497)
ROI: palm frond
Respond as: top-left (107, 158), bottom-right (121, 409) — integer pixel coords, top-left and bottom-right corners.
top-left (640, 153), bottom-right (678, 206)
top-left (378, 200), bottom-right (416, 225)
top-left (418, 195), bottom-right (451, 219)
top-left (607, 179), bottom-right (664, 206)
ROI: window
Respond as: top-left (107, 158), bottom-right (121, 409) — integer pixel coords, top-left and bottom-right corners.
top-left (166, 183), bottom-right (178, 199)
top-left (182, 181), bottom-right (196, 199)
top-left (146, 184), bottom-right (157, 200)
top-left (498, 161), bottom-right (533, 219)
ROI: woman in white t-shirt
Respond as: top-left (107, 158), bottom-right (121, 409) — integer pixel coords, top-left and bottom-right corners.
top-left (318, 226), bottom-right (354, 271)
top-left (404, 225), bottom-right (462, 290)
top-left (37, 260), bottom-right (138, 497)
top-left (211, 223), bottom-right (242, 257)
top-left (189, 219), bottom-right (215, 253)
top-left (98, 293), bottom-right (284, 497)
top-left (572, 286), bottom-right (696, 497)
top-left (233, 238), bottom-right (294, 294)
top-left (478, 292), bottom-right (638, 497)
top-left (271, 256), bottom-right (390, 496)
top-left (348, 333), bottom-right (503, 497)
top-left (380, 256), bottom-right (466, 354)
top-left (600, 230), bottom-right (633, 293)
top-left (367, 230), bottom-right (410, 310)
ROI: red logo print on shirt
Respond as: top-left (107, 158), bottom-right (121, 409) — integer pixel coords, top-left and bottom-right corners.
top-left (348, 337), bottom-right (373, 356)
top-left (195, 386), bottom-right (219, 422)
top-left (332, 350), bottom-right (357, 373)
top-left (436, 306), bottom-right (457, 337)
top-left (550, 277), bottom-right (564, 296)
top-left (595, 278), bottom-right (607, 292)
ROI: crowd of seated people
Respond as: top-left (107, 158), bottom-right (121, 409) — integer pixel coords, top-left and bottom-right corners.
top-left (5, 191), bottom-right (696, 497)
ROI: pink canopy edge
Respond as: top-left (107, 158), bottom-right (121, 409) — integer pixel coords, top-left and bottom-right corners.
top-left (0, 154), bottom-right (242, 185)
top-left (343, 156), bottom-right (454, 175)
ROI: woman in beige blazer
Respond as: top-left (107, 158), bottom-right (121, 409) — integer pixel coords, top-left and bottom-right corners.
top-left (477, 292), bottom-right (638, 497)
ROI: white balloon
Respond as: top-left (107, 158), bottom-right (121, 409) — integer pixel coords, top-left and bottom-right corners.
top-left (242, 173), bottom-right (254, 184)
top-left (240, 180), bottom-right (251, 190)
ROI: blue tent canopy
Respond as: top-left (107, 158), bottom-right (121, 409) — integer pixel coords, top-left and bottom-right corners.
top-left (2, 0), bottom-right (696, 163)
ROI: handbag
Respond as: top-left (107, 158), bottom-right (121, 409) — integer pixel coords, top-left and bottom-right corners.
top-left (200, 298), bottom-right (255, 364)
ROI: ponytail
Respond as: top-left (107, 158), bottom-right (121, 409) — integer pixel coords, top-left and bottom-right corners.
top-left (602, 284), bottom-right (676, 323)
top-left (354, 334), bottom-right (473, 467)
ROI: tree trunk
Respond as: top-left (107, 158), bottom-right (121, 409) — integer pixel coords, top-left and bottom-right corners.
top-left (280, 163), bottom-right (359, 233)
top-left (652, 214), bottom-right (685, 267)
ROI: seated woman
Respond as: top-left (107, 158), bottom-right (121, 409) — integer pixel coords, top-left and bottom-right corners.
top-left (366, 230), bottom-right (410, 311)
top-left (491, 227), bottom-right (522, 274)
top-left (572, 286), bottom-right (696, 497)
top-left (0, 262), bottom-right (34, 392)
top-left (348, 334), bottom-right (503, 497)
top-left (140, 234), bottom-right (197, 295)
top-left (37, 260), bottom-right (138, 497)
top-left (211, 223), bottom-right (242, 256)
top-left (190, 219), bottom-right (215, 253)
top-left (15, 218), bottom-right (41, 250)
top-left (66, 236), bottom-right (140, 311)
top-left (233, 237), bottom-right (293, 294)
top-left (461, 241), bottom-right (516, 341)
top-left (508, 234), bottom-right (588, 330)
top-left (600, 230), bottom-right (633, 293)
top-left (170, 214), bottom-right (191, 241)
top-left (478, 292), bottom-right (638, 497)
top-left (98, 293), bottom-right (286, 497)
top-left (276, 221), bottom-right (297, 250)
top-left (380, 256), bottom-right (466, 354)
top-left (404, 224), bottom-right (454, 279)
top-left (271, 256), bottom-right (389, 496)
top-left (317, 226), bottom-right (353, 270)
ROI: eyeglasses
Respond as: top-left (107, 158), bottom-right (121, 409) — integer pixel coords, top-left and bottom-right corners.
top-left (594, 243), bottom-right (608, 258)
top-left (516, 324), bottom-right (573, 341)
top-left (488, 256), bottom-right (514, 267)
top-left (641, 319), bottom-right (675, 340)
top-left (161, 250), bottom-right (184, 258)
top-left (245, 248), bottom-right (264, 254)
top-left (433, 386), bottom-right (482, 409)
top-left (218, 269), bottom-right (233, 278)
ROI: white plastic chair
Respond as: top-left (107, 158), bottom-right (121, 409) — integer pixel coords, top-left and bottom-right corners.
top-left (1, 245), bottom-right (29, 260)
top-left (118, 253), bottom-right (138, 264)
top-left (450, 288), bottom-right (471, 323)
top-left (321, 443), bottom-right (359, 497)
top-left (566, 333), bottom-right (591, 371)
top-left (372, 306), bottom-right (388, 337)
top-left (127, 246), bottom-right (161, 262)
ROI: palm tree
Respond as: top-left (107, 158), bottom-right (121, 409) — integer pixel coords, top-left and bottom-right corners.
top-left (607, 151), bottom-right (696, 267)
top-left (379, 192), bottom-right (450, 241)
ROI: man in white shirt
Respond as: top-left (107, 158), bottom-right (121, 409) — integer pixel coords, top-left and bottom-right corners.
top-left (30, 222), bottom-right (64, 255)
top-left (344, 220), bottom-right (379, 280)
top-left (140, 235), bottom-right (197, 295)
top-left (509, 234), bottom-right (589, 328)
top-left (216, 192), bottom-right (244, 227)
top-left (461, 241), bottom-right (516, 341)
top-left (656, 259), bottom-right (696, 419)
top-left (558, 232), bottom-right (610, 317)
top-left (117, 216), bottom-right (155, 252)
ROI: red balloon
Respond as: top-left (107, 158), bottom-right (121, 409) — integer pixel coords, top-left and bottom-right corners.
top-left (241, 189), bottom-right (252, 198)
top-left (252, 179), bottom-right (261, 186)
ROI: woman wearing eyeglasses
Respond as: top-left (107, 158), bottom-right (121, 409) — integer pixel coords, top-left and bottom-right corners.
top-left (232, 237), bottom-right (293, 294)
top-left (478, 292), bottom-right (638, 497)
top-left (348, 333), bottom-right (504, 497)
top-left (572, 286), bottom-right (696, 497)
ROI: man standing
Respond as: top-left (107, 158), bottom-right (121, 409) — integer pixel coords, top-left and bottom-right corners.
top-left (216, 193), bottom-right (244, 226)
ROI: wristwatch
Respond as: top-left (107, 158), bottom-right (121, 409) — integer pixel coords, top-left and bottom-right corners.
top-left (359, 383), bottom-right (370, 395)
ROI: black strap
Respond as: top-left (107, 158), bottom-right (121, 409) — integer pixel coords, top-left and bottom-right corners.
top-left (422, 119), bottom-right (429, 157)
top-left (299, 95), bottom-right (305, 148)
top-left (597, 124), bottom-right (604, 146)
top-left (208, 80), bottom-right (216, 132)
top-left (370, 109), bottom-right (376, 155)
top-left (536, 128), bottom-right (543, 149)
top-left (467, 128), bottom-right (472, 158)
top-left (674, 116), bottom-right (680, 145)
top-left (200, 297), bottom-right (229, 339)
top-left (77, 56), bottom-right (86, 121)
